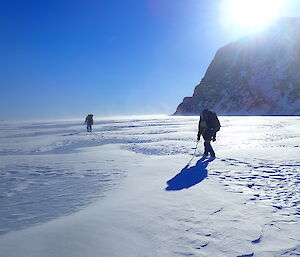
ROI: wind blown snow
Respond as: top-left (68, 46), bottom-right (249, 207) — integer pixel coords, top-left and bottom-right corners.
top-left (0, 115), bottom-right (299, 257)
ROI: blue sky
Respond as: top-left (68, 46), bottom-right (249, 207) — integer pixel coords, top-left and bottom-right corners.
top-left (1, 0), bottom-right (300, 120)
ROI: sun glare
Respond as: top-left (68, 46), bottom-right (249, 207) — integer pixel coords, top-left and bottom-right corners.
top-left (224, 0), bottom-right (284, 28)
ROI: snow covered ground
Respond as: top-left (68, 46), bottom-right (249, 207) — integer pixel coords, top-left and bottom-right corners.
top-left (0, 115), bottom-right (299, 257)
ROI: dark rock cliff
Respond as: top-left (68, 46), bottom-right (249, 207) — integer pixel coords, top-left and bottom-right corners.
top-left (174, 17), bottom-right (300, 115)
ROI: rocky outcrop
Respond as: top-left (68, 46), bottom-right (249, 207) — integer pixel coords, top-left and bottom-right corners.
top-left (174, 17), bottom-right (300, 115)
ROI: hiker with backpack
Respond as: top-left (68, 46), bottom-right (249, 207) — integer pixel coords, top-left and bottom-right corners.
top-left (85, 114), bottom-right (94, 132)
top-left (197, 109), bottom-right (221, 158)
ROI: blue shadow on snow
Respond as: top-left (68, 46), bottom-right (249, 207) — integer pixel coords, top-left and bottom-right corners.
top-left (165, 157), bottom-right (214, 191)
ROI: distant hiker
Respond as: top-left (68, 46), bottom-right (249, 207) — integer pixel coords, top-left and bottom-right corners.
top-left (85, 114), bottom-right (94, 132)
top-left (197, 109), bottom-right (221, 158)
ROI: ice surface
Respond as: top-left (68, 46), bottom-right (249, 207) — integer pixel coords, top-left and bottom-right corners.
top-left (0, 116), bottom-right (299, 257)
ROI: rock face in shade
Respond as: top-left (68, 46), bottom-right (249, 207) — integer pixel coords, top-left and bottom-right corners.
top-left (174, 17), bottom-right (300, 115)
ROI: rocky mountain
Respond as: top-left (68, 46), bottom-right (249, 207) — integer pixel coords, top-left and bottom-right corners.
top-left (174, 17), bottom-right (300, 115)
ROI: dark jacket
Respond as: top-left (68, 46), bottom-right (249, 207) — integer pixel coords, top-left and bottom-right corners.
top-left (197, 112), bottom-right (220, 141)
top-left (85, 115), bottom-right (93, 125)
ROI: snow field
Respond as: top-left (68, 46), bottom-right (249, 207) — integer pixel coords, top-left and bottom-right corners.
top-left (0, 116), bottom-right (299, 256)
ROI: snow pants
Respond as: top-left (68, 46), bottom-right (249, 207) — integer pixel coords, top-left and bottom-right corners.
top-left (87, 123), bottom-right (92, 132)
top-left (204, 140), bottom-right (215, 157)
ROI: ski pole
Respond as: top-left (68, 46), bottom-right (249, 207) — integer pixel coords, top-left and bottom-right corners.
top-left (187, 140), bottom-right (199, 166)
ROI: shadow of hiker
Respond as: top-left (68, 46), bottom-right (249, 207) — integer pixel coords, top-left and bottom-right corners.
top-left (166, 158), bottom-right (215, 191)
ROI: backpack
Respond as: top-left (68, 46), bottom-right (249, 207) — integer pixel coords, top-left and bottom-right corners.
top-left (209, 111), bottom-right (221, 132)
top-left (86, 114), bottom-right (93, 124)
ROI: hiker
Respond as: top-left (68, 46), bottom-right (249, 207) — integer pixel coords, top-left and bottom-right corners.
top-left (85, 114), bottom-right (94, 132)
top-left (197, 109), bottom-right (220, 158)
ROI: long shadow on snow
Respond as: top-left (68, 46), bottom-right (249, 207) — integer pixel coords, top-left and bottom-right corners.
top-left (166, 157), bottom-right (214, 191)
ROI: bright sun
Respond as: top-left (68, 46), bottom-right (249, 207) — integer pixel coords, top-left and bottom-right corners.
top-left (224, 0), bottom-right (284, 28)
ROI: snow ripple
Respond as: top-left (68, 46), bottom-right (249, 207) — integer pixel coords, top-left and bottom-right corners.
top-left (0, 163), bottom-right (124, 235)
top-left (215, 158), bottom-right (300, 215)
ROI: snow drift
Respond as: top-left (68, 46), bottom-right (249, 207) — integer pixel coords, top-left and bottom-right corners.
top-left (0, 116), bottom-right (299, 256)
